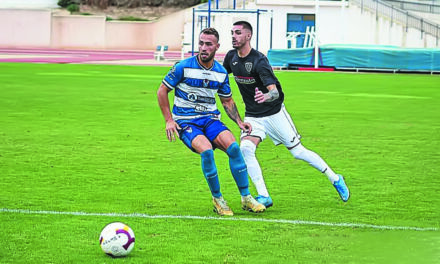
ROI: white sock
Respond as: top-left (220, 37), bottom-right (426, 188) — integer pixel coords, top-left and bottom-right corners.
top-left (289, 144), bottom-right (339, 183)
top-left (240, 140), bottom-right (269, 197)
top-left (323, 167), bottom-right (339, 184)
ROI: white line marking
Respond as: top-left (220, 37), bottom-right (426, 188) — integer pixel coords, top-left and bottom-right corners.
top-left (346, 93), bottom-right (430, 100)
top-left (304, 91), bottom-right (430, 99)
top-left (1, 208), bottom-right (438, 231)
top-left (35, 72), bottom-right (163, 79)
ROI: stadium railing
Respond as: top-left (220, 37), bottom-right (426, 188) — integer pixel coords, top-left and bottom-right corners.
top-left (381, 0), bottom-right (440, 13)
top-left (351, 0), bottom-right (440, 42)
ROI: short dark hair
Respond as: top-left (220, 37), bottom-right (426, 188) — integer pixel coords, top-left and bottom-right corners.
top-left (200, 27), bottom-right (219, 42)
top-left (233, 21), bottom-right (253, 35)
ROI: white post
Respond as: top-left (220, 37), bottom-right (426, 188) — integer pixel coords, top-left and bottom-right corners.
top-left (181, 33), bottom-right (185, 60)
top-left (304, 26), bottom-right (310, 48)
top-left (341, 0), bottom-right (346, 43)
top-left (314, 0), bottom-right (319, 68)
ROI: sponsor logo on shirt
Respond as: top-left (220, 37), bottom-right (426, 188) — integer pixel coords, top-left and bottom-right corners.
top-left (234, 76), bottom-right (256, 85)
top-left (195, 104), bottom-right (209, 112)
top-left (187, 93), bottom-right (215, 104)
top-left (188, 93), bottom-right (197, 101)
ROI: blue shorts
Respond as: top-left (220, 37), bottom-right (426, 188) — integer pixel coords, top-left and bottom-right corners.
top-left (176, 116), bottom-right (230, 152)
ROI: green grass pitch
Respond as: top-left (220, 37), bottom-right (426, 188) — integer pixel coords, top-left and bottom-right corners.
top-left (0, 62), bottom-right (439, 263)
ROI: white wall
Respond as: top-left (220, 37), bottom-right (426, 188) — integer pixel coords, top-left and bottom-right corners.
top-left (0, 8), bottom-right (185, 50)
top-left (194, 0), bottom-right (439, 53)
top-left (51, 15), bottom-right (106, 49)
top-left (0, 9), bottom-right (52, 48)
top-left (0, 0), bottom-right (58, 8)
top-left (106, 21), bottom-right (155, 50)
top-left (344, 5), bottom-right (438, 48)
top-left (0, 1), bottom-right (438, 51)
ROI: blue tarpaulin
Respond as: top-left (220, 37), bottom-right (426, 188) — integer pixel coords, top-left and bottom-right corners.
top-left (267, 44), bottom-right (440, 71)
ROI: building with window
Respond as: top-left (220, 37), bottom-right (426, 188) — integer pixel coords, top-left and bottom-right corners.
top-left (185, 0), bottom-right (439, 53)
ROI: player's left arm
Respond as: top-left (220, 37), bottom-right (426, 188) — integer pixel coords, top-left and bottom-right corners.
top-left (254, 57), bottom-right (280, 103)
top-left (220, 96), bottom-right (252, 133)
top-left (255, 84), bottom-right (279, 103)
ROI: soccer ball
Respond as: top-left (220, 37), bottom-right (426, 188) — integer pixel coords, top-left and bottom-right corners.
top-left (99, 222), bottom-right (135, 257)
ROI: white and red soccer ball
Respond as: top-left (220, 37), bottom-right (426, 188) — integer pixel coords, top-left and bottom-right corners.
top-left (99, 222), bottom-right (135, 257)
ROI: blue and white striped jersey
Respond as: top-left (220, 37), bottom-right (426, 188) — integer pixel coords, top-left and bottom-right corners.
top-left (162, 56), bottom-right (231, 120)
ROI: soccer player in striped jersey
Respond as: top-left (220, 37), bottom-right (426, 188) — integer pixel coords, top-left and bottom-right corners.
top-left (157, 27), bottom-right (265, 216)
top-left (223, 21), bottom-right (350, 207)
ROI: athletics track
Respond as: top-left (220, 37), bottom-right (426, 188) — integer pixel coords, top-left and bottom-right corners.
top-left (0, 48), bottom-right (226, 66)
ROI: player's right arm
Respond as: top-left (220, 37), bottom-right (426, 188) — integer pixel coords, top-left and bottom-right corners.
top-left (158, 62), bottom-right (184, 142)
top-left (157, 83), bottom-right (180, 142)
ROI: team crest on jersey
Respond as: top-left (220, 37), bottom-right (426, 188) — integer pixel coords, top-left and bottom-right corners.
top-left (245, 62), bottom-right (253, 73)
top-left (203, 79), bottom-right (210, 88)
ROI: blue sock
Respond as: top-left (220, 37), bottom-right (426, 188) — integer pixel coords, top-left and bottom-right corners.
top-left (226, 142), bottom-right (250, 196)
top-left (200, 149), bottom-right (221, 198)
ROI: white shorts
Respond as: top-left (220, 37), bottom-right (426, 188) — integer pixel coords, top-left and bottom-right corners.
top-left (241, 104), bottom-right (301, 148)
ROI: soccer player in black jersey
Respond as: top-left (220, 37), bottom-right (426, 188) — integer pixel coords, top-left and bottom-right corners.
top-left (223, 21), bottom-right (350, 207)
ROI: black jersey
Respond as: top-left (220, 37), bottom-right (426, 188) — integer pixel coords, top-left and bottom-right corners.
top-left (223, 48), bottom-right (284, 117)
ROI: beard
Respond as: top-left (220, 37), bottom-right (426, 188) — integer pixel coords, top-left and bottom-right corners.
top-left (199, 53), bottom-right (215, 63)
top-left (232, 41), bottom-right (243, 50)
